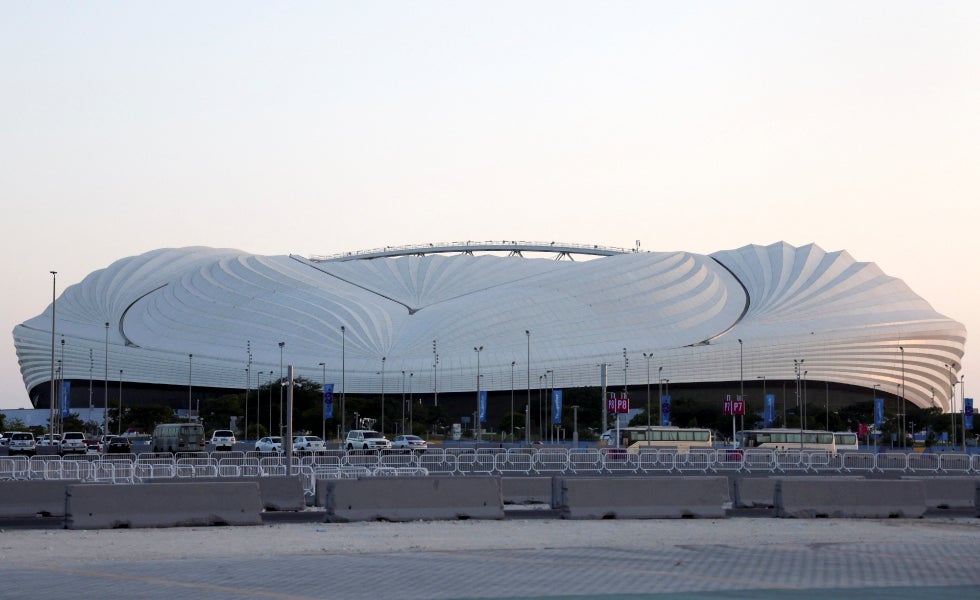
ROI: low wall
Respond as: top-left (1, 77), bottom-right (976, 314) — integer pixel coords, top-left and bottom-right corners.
top-left (0, 480), bottom-right (72, 518)
top-left (502, 477), bottom-right (552, 504)
top-left (775, 477), bottom-right (926, 518)
top-left (66, 482), bottom-right (264, 529)
top-left (317, 476), bottom-right (504, 522)
top-left (146, 476), bottom-right (306, 511)
top-left (901, 476), bottom-right (980, 510)
top-left (555, 476), bottom-right (730, 519)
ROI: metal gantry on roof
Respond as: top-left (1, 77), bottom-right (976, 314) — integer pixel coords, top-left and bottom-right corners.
top-left (309, 240), bottom-right (639, 262)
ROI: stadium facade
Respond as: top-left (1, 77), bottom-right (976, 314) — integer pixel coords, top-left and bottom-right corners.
top-left (12, 241), bottom-right (967, 423)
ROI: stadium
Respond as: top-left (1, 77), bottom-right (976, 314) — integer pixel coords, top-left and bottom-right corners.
top-left (11, 240), bottom-right (967, 434)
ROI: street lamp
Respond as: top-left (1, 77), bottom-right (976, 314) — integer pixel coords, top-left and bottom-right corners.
top-left (757, 375), bottom-right (767, 425)
top-left (278, 342), bottom-right (285, 435)
top-left (873, 383), bottom-right (881, 450)
top-left (408, 372), bottom-right (414, 434)
top-left (49, 271), bottom-right (57, 439)
top-left (256, 371), bottom-right (264, 435)
top-left (118, 369), bottom-right (123, 435)
top-left (432, 340), bottom-right (438, 407)
top-left (642, 352), bottom-right (652, 428)
top-left (188, 353), bottom-right (193, 420)
top-left (525, 330), bottom-right (531, 443)
top-left (794, 359), bottom-right (804, 448)
top-left (341, 325), bottom-right (346, 434)
top-left (945, 363), bottom-right (956, 446)
top-left (899, 346), bottom-right (906, 449)
top-left (474, 346), bottom-right (483, 441)
top-left (401, 370), bottom-right (406, 435)
top-left (104, 322), bottom-right (109, 437)
top-left (622, 348), bottom-right (628, 397)
top-left (380, 356), bottom-right (386, 435)
top-left (738, 339), bottom-right (743, 433)
top-left (546, 369), bottom-right (553, 442)
top-left (319, 362), bottom-right (326, 441)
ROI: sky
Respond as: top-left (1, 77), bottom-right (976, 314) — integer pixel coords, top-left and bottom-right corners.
top-left (1, 1), bottom-right (977, 410)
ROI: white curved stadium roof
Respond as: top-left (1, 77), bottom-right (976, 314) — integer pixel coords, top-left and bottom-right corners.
top-left (13, 241), bottom-right (966, 411)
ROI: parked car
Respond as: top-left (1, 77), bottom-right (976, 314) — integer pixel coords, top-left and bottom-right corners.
top-left (345, 430), bottom-right (391, 451)
top-left (254, 436), bottom-right (283, 452)
top-left (292, 435), bottom-right (326, 454)
top-left (85, 438), bottom-right (103, 454)
top-left (37, 433), bottom-right (63, 448)
top-left (8, 432), bottom-right (36, 456)
top-left (210, 429), bottom-right (237, 451)
top-left (0, 431), bottom-right (17, 447)
top-left (392, 435), bottom-right (428, 453)
top-left (60, 431), bottom-right (88, 455)
top-left (105, 436), bottom-right (132, 454)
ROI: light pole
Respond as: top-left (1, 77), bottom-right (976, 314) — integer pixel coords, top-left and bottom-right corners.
top-left (104, 322), bottom-right (109, 437)
top-left (256, 371), bottom-right (264, 436)
top-left (88, 348), bottom-right (93, 428)
top-left (278, 341), bottom-right (285, 435)
top-left (432, 340), bottom-right (438, 407)
top-left (380, 356), bottom-right (386, 434)
top-left (245, 341), bottom-right (251, 442)
top-left (267, 371), bottom-right (273, 434)
top-left (546, 369), bottom-right (553, 442)
top-left (341, 325), bottom-right (346, 434)
top-left (320, 362), bottom-right (326, 441)
top-left (118, 369), bottom-right (123, 435)
top-left (622, 348), bottom-right (628, 398)
top-left (945, 363), bottom-right (956, 446)
top-left (873, 383), bottom-right (881, 450)
top-left (401, 370), bottom-right (406, 435)
top-left (525, 330), bottom-right (530, 444)
top-left (642, 352), bottom-right (652, 428)
top-left (408, 372), bottom-right (414, 434)
top-left (188, 353), bottom-right (193, 420)
top-left (538, 374), bottom-right (544, 440)
top-left (49, 271), bottom-right (58, 436)
top-left (825, 381), bottom-right (830, 432)
top-left (794, 359), bottom-right (804, 449)
top-left (474, 346), bottom-right (483, 441)
top-left (899, 346), bottom-right (906, 449)
top-left (960, 375), bottom-right (966, 452)
top-left (738, 339), bottom-right (743, 433)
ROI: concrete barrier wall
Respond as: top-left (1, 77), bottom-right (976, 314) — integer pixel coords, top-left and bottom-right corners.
top-left (733, 477), bottom-right (776, 509)
top-left (775, 478), bottom-right (926, 518)
top-left (147, 476), bottom-right (306, 511)
top-left (318, 476), bottom-right (504, 522)
top-left (502, 477), bottom-right (552, 504)
top-left (901, 476), bottom-right (980, 509)
top-left (0, 480), bottom-right (72, 517)
top-left (557, 477), bottom-right (730, 519)
top-left (66, 482), bottom-right (264, 529)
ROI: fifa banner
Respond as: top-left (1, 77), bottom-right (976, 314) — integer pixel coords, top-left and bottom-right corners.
top-left (322, 383), bottom-right (334, 419)
top-left (552, 389), bottom-right (563, 424)
top-left (479, 390), bottom-right (488, 423)
top-left (764, 394), bottom-right (776, 427)
top-left (660, 395), bottom-right (671, 426)
top-left (61, 380), bottom-right (71, 418)
top-left (966, 398), bottom-right (974, 431)
top-left (874, 397), bottom-right (884, 429)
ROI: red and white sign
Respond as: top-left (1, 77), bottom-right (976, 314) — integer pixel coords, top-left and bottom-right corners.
top-left (724, 396), bottom-right (745, 415)
top-left (607, 395), bottom-right (630, 414)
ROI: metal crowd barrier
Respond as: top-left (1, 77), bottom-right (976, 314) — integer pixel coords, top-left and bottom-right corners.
top-left (3, 448), bottom-right (979, 484)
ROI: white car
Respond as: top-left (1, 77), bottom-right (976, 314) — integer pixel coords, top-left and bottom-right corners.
top-left (37, 433), bottom-right (63, 449)
top-left (210, 429), bottom-right (236, 451)
top-left (60, 431), bottom-right (88, 455)
top-left (254, 436), bottom-right (283, 452)
top-left (8, 432), bottom-right (36, 456)
top-left (292, 435), bottom-right (326, 454)
top-left (345, 430), bottom-right (391, 451)
top-left (392, 435), bottom-right (428, 453)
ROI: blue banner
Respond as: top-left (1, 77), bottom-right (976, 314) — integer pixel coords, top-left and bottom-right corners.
top-left (323, 383), bottom-right (334, 419)
top-left (874, 397), bottom-right (884, 429)
top-left (61, 380), bottom-right (71, 418)
top-left (552, 389), bottom-right (563, 424)
top-left (965, 398), bottom-right (974, 431)
top-left (660, 395), bottom-right (671, 426)
top-left (479, 390), bottom-right (487, 423)
top-left (764, 394), bottom-right (775, 427)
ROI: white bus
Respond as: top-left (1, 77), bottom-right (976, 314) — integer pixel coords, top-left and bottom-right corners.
top-left (833, 431), bottom-right (859, 451)
top-left (151, 422), bottom-right (205, 453)
top-left (738, 428), bottom-right (837, 453)
top-left (614, 426), bottom-right (714, 453)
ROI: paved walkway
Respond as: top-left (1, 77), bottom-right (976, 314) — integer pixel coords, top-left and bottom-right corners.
top-left (1, 518), bottom-right (978, 598)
